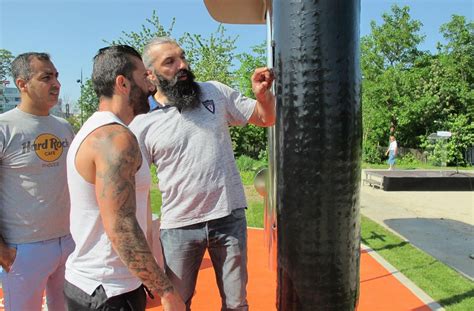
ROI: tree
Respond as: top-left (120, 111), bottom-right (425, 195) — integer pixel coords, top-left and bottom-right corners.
top-left (0, 49), bottom-right (14, 82)
top-left (422, 15), bottom-right (474, 165)
top-left (234, 43), bottom-right (266, 96)
top-left (79, 11), bottom-right (177, 121)
top-left (107, 10), bottom-right (176, 54)
top-left (361, 9), bottom-right (473, 166)
top-left (180, 24), bottom-right (237, 86)
top-left (77, 79), bottom-right (98, 123)
top-left (66, 114), bottom-right (82, 133)
top-left (361, 5), bottom-right (426, 162)
top-left (231, 43), bottom-right (267, 159)
top-left (438, 14), bottom-right (474, 84)
top-left (437, 15), bottom-right (473, 120)
top-left (361, 5), bottom-right (425, 79)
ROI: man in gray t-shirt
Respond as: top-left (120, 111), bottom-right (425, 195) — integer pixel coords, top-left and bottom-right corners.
top-left (130, 37), bottom-right (275, 310)
top-left (0, 52), bottom-right (75, 311)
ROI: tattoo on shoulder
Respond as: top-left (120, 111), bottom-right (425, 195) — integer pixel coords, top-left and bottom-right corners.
top-left (93, 125), bottom-right (174, 296)
top-left (94, 126), bottom-right (140, 200)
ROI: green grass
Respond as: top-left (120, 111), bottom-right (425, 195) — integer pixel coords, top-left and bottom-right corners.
top-left (244, 185), bottom-right (264, 228)
top-left (150, 187), bottom-right (162, 216)
top-left (361, 215), bottom-right (474, 311)
top-left (239, 170), bottom-right (257, 186)
top-left (149, 169), bottom-right (473, 310)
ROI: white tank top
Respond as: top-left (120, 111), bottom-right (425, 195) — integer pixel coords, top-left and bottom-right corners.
top-left (65, 111), bottom-right (151, 298)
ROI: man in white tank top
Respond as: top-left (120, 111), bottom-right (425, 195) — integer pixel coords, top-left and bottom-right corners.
top-left (64, 45), bottom-right (184, 310)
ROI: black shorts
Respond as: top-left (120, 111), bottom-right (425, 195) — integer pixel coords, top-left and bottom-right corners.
top-left (64, 280), bottom-right (146, 310)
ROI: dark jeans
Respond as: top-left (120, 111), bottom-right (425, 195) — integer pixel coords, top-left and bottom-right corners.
top-left (160, 208), bottom-right (248, 311)
top-left (64, 280), bottom-right (146, 311)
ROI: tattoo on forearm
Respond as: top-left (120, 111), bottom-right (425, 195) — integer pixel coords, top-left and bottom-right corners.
top-left (95, 127), bottom-right (174, 296)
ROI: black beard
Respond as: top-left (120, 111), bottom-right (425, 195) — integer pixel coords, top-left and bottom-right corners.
top-left (156, 69), bottom-right (201, 111)
top-left (130, 80), bottom-right (151, 116)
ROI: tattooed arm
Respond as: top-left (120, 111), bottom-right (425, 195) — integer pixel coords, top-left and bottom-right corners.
top-left (88, 124), bottom-right (184, 310)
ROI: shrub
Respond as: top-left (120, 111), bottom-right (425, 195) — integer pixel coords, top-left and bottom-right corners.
top-left (230, 125), bottom-right (267, 159)
top-left (363, 143), bottom-right (384, 164)
top-left (398, 152), bottom-right (420, 166)
top-left (235, 155), bottom-right (266, 172)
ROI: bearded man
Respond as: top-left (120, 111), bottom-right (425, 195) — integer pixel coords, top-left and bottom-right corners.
top-left (64, 45), bottom-right (184, 311)
top-left (129, 37), bottom-right (275, 311)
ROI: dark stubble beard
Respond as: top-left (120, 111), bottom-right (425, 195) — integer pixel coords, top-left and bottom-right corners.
top-left (129, 80), bottom-right (151, 116)
top-left (155, 69), bottom-right (201, 111)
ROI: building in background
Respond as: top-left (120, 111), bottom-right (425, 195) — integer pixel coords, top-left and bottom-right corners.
top-left (0, 83), bottom-right (20, 113)
top-left (50, 98), bottom-right (67, 118)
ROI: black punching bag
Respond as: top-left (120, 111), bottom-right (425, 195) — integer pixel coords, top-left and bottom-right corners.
top-left (273, 0), bottom-right (362, 310)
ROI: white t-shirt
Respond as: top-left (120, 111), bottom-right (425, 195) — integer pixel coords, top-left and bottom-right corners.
top-left (130, 81), bottom-right (256, 229)
top-left (389, 140), bottom-right (397, 151)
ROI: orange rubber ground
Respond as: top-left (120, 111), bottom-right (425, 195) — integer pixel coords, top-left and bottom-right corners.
top-left (0, 228), bottom-right (432, 310)
top-left (146, 228), bottom-right (431, 311)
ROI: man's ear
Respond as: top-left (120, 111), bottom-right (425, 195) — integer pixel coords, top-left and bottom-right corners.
top-left (16, 78), bottom-right (27, 92)
top-left (147, 70), bottom-right (157, 83)
top-left (145, 71), bottom-right (157, 93)
top-left (116, 75), bottom-right (128, 94)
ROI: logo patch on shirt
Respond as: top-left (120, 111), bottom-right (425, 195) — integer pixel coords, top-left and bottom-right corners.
top-left (202, 100), bottom-right (215, 114)
top-left (21, 133), bottom-right (69, 162)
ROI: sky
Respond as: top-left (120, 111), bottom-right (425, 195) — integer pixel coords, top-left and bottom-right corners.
top-left (1, 0), bottom-right (472, 109)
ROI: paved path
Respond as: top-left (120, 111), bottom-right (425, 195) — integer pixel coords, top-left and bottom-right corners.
top-left (360, 170), bottom-right (474, 280)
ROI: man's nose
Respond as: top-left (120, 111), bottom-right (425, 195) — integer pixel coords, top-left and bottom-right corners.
top-left (53, 77), bottom-right (61, 89)
top-left (177, 59), bottom-right (188, 70)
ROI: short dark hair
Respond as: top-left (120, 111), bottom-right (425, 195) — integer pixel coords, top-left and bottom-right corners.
top-left (92, 45), bottom-right (142, 98)
top-left (11, 52), bottom-right (51, 88)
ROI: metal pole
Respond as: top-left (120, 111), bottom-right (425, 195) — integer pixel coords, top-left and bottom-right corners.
top-left (265, 6), bottom-right (278, 271)
top-left (77, 69), bottom-right (84, 125)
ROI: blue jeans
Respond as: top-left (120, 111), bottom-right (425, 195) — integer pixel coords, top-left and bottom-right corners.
top-left (0, 234), bottom-right (75, 311)
top-left (388, 150), bottom-right (396, 165)
top-left (160, 208), bottom-right (248, 311)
